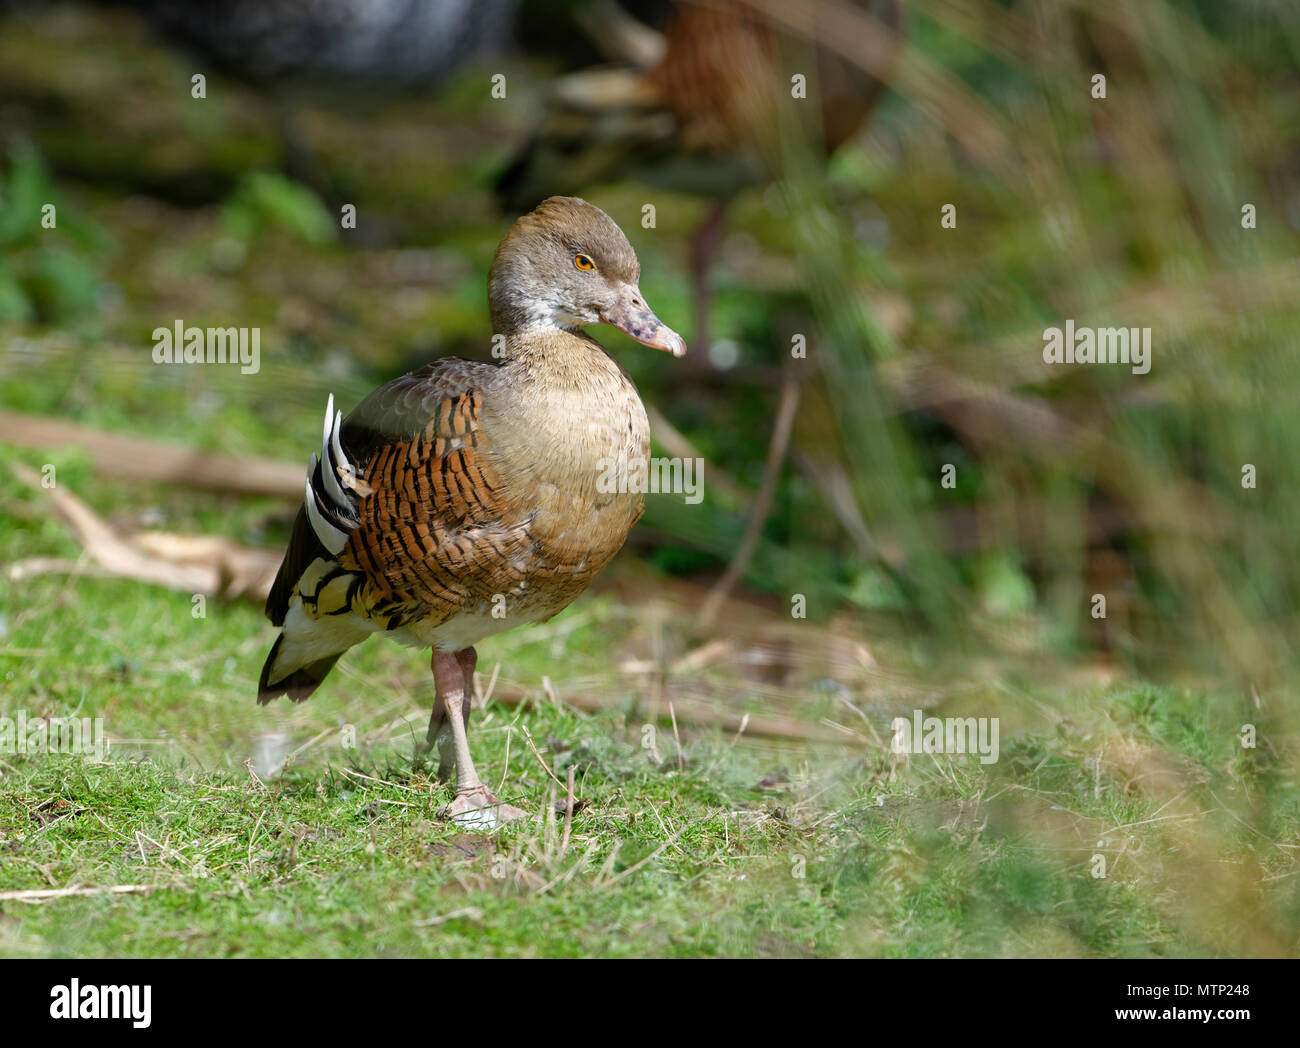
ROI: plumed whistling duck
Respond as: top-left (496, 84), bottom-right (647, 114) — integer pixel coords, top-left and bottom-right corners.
top-left (259, 197), bottom-right (685, 828)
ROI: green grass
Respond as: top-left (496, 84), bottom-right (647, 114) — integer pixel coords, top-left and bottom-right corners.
top-left (2, 463), bottom-right (1296, 955)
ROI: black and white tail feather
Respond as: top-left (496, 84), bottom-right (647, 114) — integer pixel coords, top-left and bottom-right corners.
top-left (258, 394), bottom-right (372, 704)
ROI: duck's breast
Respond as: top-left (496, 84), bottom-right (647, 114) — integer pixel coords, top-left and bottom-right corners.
top-left (482, 350), bottom-right (650, 596)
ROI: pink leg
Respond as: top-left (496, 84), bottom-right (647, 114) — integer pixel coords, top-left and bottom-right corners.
top-left (426, 647), bottom-right (476, 779)
top-left (431, 649), bottom-right (528, 829)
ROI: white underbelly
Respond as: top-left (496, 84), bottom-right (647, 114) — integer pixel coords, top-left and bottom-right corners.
top-left (391, 602), bottom-right (555, 653)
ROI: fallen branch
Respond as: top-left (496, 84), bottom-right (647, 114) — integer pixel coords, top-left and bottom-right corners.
top-left (10, 462), bottom-right (280, 598)
top-left (0, 410), bottom-right (301, 498)
top-left (0, 884), bottom-right (162, 903)
top-left (490, 682), bottom-right (866, 747)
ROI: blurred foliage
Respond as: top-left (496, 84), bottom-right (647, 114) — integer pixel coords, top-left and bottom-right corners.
top-left (0, 142), bottom-right (111, 324)
top-left (221, 171), bottom-right (336, 246)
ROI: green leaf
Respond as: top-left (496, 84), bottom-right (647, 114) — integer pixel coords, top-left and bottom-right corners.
top-left (221, 171), bottom-right (335, 246)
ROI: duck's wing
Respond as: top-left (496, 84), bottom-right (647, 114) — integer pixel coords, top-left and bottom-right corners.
top-left (259, 357), bottom-right (510, 702)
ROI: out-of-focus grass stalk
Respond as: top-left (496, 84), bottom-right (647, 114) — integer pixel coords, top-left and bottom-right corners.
top-left (775, 118), bottom-right (966, 632)
top-left (761, 0), bottom-right (1300, 698)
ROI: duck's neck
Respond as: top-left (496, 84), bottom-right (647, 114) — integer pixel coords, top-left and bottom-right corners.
top-left (502, 325), bottom-right (626, 388)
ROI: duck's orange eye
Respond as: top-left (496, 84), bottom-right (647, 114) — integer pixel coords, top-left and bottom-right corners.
top-left (574, 253), bottom-right (595, 271)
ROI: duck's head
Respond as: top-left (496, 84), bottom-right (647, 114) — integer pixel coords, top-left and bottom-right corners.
top-left (489, 196), bottom-right (686, 358)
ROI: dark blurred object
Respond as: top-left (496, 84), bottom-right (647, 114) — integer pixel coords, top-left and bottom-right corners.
top-left (497, 0), bottom-right (903, 355)
top-left (512, 0), bottom-right (676, 73)
top-left (118, 0), bottom-right (516, 87)
top-left (500, 0), bottom-right (902, 202)
top-left (88, 0), bottom-right (518, 226)
top-left (0, 0), bottom-right (519, 213)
